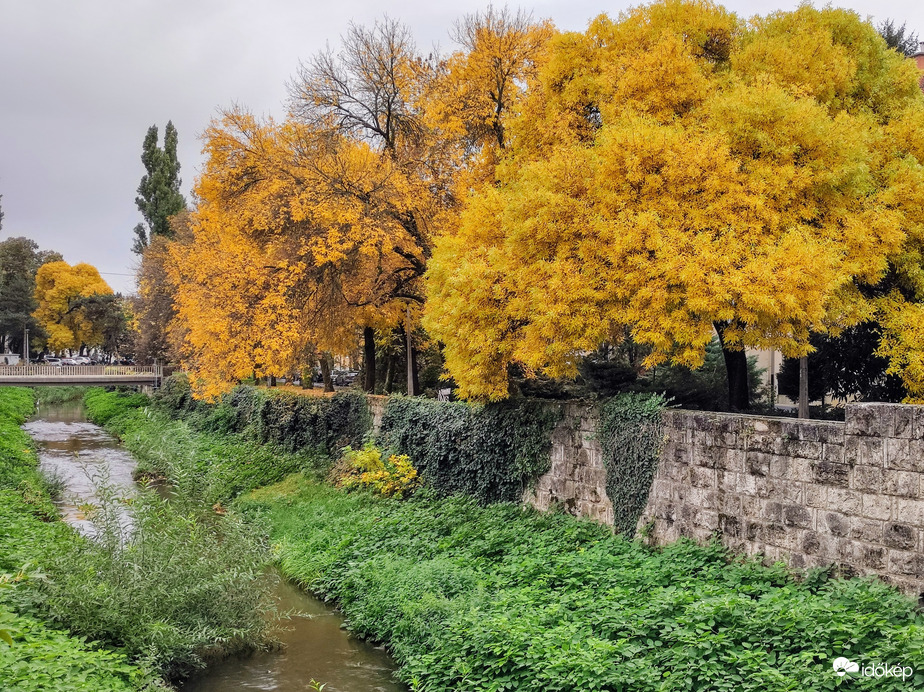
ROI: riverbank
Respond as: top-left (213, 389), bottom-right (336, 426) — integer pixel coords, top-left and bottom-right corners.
top-left (1, 387), bottom-right (275, 690)
top-left (0, 387), bottom-right (148, 691)
top-left (85, 385), bottom-right (924, 691)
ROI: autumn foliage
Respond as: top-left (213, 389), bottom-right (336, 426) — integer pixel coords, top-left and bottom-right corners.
top-left (424, 2), bottom-right (924, 401)
top-left (153, 1), bottom-right (924, 404)
top-left (33, 261), bottom-right (114, 352)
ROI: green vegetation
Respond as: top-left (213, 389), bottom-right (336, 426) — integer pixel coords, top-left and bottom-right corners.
top-left (31, 481), bottom-right (271, 679)
top-left (241, 478), bottom-right (924, 691)
top-left (0, 387), bottom-right (149, 691)
top-left (380, 396), bottom-right (562, 504)
top-left (1, 386), bottom-right (276, 686)
top-left (33, 386), bottom-right (88, 405)
top-left (153, 374), bottom-right (370, 457)
top-left (85, 387), bottom-right (331, 506)
top-left (597, 393), bottom-right (667, 536)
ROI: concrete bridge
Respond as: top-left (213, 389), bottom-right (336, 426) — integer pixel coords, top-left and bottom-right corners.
top-left (0, 364), bottom-right (163, 387)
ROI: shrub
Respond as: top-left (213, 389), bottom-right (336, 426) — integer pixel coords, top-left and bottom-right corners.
top-left (83, 388), bottom-right (149, 426)
top-left (29, 479), bottom-right (273, 680)
top-left (153, 377), bottom-right (371, 457)
top-left (379, 396), bottom-right (562, 504)
top-left (334, 442), bottom-right (420, 499)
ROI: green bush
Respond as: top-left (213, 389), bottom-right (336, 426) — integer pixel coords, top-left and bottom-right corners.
top-left (84, 388), bottom-right (150, 426)
top-left (33, 386), bottom-right (88, 405)
top-left (597, 393), bottom-right (667, 536)
top-left (88, 387), bottom-right (328, 505)
top-left (379, 396), bottom-right (562, 504)
top-left (241, 479), bottom-right (924, 692)
top-left (0, 388), bottom-right (154, 689)
top-left (30, 481), bottom-right (272, 679)
top-left (152, 376), bottom-right (371, 457)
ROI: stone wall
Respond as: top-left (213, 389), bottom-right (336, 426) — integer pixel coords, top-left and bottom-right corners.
top-left (639, 403), bottom-right (924, 598)
top-left (522, 403), bottom-right (614, 525)
top-left (368, 393), bottom-right (924, 596)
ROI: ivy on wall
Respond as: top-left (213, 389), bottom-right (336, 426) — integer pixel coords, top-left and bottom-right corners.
top-left (153, 375), bottom-right (371, 456)
top-left (596, 393), bottom-right (667, 537)
top-left (379, 396), bottom-right (563, 504)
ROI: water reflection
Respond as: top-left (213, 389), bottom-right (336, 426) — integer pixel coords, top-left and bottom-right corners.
top-left (181, 577), bottom-right (404, 692)
top-left (23, 400), bottom-right (138, 536)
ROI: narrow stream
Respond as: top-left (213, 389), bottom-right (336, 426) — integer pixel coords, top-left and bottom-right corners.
top-left (24, 398), bottom-right (405, 692)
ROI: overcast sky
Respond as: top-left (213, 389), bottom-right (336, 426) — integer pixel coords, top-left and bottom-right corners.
top-left (1, 0), bottom-right (922, 295)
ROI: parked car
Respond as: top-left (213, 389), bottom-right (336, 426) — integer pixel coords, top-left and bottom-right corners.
top-left (60, 358), bottom-right (79, 366)
top-left (332, 370), bottom-right (359, 386)
top-left (43, 357), bottom-right (62, 366)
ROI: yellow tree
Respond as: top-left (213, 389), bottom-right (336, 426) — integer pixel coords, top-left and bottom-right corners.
top-left (33, 261), bottom-right (114, 352)
top-left (424, 1), bottom-right (924, 405)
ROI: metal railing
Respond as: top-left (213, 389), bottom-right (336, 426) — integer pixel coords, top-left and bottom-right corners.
top-left (0, 364), bottom-right (162, 378)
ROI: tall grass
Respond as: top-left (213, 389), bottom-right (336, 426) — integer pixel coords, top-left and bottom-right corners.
top-left (33, 386), bottom-right (89, 404)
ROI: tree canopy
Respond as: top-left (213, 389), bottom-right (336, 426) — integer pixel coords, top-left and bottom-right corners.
top-left (423, 1), bottom-right (924, 402)
top-left (132, 121), bottom-right (186, 254)
top-left (33, 261), bottom-right (114, 351)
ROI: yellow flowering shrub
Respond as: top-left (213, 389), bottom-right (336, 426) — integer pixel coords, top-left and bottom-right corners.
top-left (334, 442), bottom-right (420, 499)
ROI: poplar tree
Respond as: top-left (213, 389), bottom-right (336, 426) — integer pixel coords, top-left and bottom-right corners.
top-left (132, 121), bottom-right (186, 254)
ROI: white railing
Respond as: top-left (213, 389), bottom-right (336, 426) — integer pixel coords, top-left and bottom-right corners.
top-left (0, 364), bottom-right (162, 377)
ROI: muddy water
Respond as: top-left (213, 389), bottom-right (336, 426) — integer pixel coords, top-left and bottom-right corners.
top-left (23, 399), bottom-right (138, 536)
top-left (181, 578), bottom-right (403, 692)
top-left (24, 399), bottom-right (405, 692)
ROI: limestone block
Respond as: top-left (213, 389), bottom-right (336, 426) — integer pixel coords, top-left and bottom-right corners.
top-left (862, 493), bottom-right (894, 521)
top-left (783, 504), bottom-right (812, 529)
top-left (823, 511), bottom-right (849, 537)
top-left (891, 406), bottom-right (915, 439)
top-left (812, 461), bottom-right (850, 487)
top-left (883, 470), bottom-right (919, 498)
top-left (851, 465), bottom-right (883, 492)
top-left (746, 452), bottom-right (771, 477)
top-left (828, 488), bottom-right (861, 515)
top-left (803, 483), bottom-right (827, 508)
top-left (896, 498), bottom-right (924, 525)
top-left (844, 436), bottom-right (884, 467)
top-left (821, 443), bottom-right (844, 464)
top-left (849, 517), bottom-right (884, 543)
top-left (860, 545), bottom-right (886, 571)
top-left (883, 523), bottom-right (917, 551)
top-left (887, 439), bottom-right (924, 472)
top-left (888, 550), bottom-right (924, 578)
top-left (846, 403), bottom-right (890, 437)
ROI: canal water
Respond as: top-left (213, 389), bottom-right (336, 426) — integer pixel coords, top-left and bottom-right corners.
top-left (24, 398), bottom-right (404, 692)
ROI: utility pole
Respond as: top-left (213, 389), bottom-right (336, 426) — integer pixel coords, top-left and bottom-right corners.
top-left (23, 327), bottom-right (29, 365)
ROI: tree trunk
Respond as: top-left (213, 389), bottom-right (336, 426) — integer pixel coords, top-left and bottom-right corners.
top-left (320, 352), bottom-right (334, 392)
top-left (269, 374), bottom-right (276, 387)
top-left (404, 323), bottom-right (420, 396)
top-left (715, 322), bottom-right (749, 412)
top-left (363, 326), bottom-right (376, 393)
top-left (384, 353), bottom-right (394, 394)
top-left (798, 355), bottom-right (809, 419)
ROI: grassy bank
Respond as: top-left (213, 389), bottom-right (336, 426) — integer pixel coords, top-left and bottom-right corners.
top-left (239, 478), bottom-right (924, 691)
top-left (3, 387), bottom-right (277, 688)
top-left (84, 388), bottom-right (329, 506)
top-left (85, 387), bottom-right (924, 691)
top-left (0, 387), bottom-right (148, 691)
